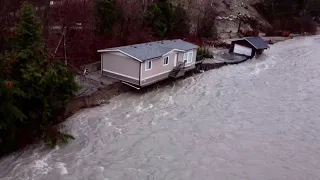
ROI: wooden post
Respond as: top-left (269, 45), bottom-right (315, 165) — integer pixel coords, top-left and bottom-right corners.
top-left (63, 28), bottom-right (67, 65)
top-left (237, 19), bottom-right (242, 33)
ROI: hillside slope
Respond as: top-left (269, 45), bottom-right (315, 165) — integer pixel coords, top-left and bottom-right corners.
top-left (213, 0), bottom-right (269, 39)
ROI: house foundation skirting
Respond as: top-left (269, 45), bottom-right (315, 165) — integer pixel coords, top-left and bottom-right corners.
top-left (140, 72), bottom-right (171, 87)
top-left (102, 70), bottom-right (140, 86)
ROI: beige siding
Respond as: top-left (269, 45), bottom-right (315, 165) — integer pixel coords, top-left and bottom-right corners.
top-left (140, 49), bottom-right (197, 80)
top-left (177, 49), bottom-right (197, 67)
top-left (102, 52), bottom-right (140, 80)
top-left (140, 52), bottom-right (176, 80)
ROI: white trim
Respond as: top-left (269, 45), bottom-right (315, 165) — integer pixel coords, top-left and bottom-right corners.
top-left (140, 62), bottom-right (142, 82)
top-left (234, 38), bottom-right (269, 50)
top-left (187, 51), bottom-right (193, 63)
top-left (98, 49), bottom-right (142, 62)
top-left (244, 40), bottom-right (269, 49)
top-left (141, 70), bottom-right (171, 81)
top-left (163, 56), bottom-right (169, 66)
top-left (244, 40), bottom-right (258, 49)
top-left (141, 76), bottom-right (168, 86)
top-left (102, 69), bottom-right (139, 80)
top-left (162, 49), bottom-right (185, 57)
top-left (122, 81), bottom-right (140, 89)
top-left (101, 54), bottom-right (103, 75)
top-left (183, 52), bottom-right (188, 63)
top-left (174, 53), bottom-right (177, 67)
top-left (145, 60), bottom-right (152, 71)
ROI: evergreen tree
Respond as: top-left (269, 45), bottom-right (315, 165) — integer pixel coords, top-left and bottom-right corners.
top-left (0, 54), bottom-right (25, 142)
top-left (172, 4), bottom-right (190, 37)
top-left (95, 0), bottom-right (119, 35)
top-left (197, 3), bottom-right (217, 38)
top-left (0, 2), bottom-right (78, 154)
top-left (147, 0), bottom-right (175, 37)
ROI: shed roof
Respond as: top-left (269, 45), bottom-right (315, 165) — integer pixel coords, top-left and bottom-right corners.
top-left (233, 37), bottom-right (269, 50)
top-left (98, 39), bottom-right (199, 62)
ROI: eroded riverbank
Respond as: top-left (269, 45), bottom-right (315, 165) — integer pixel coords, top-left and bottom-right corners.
top-left (1, 35), bottom-right (320, 180)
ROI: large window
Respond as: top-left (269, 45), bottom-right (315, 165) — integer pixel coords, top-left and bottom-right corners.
top-left (145, 60), bottom-right (152, 71)
top-left (184, 51), bottom-right (193, 63)
top-left (163, 56), bottom-right (169, 66)
top-left (187, 51), bottom-right (193, 63)
top-left (183, 53), bottom-right (188, 63)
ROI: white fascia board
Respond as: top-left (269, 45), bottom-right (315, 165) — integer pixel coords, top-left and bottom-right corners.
top-left (97, 49), bottom-right (142, 62)
top-left (162, 49), bottom-right (185, 57)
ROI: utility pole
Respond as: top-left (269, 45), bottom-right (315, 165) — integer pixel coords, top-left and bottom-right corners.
top-left (63, 28), bottom-right (67, 65)
top-left (237, 19), bottom-right (242, 34)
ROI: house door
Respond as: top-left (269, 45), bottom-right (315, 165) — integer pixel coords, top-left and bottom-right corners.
top-left (233, 44), bottom-right (253, 56)
top-left (174, 54), bottom-right (178, 67)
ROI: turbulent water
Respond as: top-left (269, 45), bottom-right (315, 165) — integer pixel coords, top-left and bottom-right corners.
top-left (1, 36), bottom-right (320, 180)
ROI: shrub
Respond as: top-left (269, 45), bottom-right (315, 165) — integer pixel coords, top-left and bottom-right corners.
top-left (197, 47), bottom-right (213, 61)
top-left (94, 0), bottom-right (119, 35)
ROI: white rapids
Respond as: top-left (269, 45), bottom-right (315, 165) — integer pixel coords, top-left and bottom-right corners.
top-left (1, 35), bottom-right (320, 180)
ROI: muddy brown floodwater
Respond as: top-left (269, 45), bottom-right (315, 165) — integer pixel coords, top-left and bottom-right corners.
top-left (1, 36), bottom-right (320, 180)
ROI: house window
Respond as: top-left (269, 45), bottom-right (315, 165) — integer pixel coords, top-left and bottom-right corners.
top-left (183, 53), bottom-right (188, 63)
top-left (145, 60), bottom-right (152, 71)
top-left (184, 51), bottom-right (193, 63)
top-left (187, 51), bottom-right (193, 63)
top-left (163, 56), bottom-right (169, 66)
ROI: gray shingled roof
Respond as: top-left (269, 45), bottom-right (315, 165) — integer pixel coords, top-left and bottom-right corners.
top-left (244, 37), bottom-right (270, 49)
top-left (99, 39), bottom-right (199, 62)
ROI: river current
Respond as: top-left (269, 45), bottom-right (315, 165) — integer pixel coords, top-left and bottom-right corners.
top-left (1, 36), bottom-right (320, 180)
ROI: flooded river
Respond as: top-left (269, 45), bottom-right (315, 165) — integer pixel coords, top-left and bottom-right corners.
top-left (1, 36), bottom-right (320, 180)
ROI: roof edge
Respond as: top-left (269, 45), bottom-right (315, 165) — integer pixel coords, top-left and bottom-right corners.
top-left (143, 47), bottom-right (198, 61)
top-left (244, 37), bottom-right (270, 49)
top-left (162, 48), bottom-right (185, 57)
top-left (97, 49), bottom-right (143, 62)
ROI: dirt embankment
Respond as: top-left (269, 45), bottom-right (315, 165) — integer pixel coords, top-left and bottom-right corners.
top-left (64, 82), bottom-right (131, 118)
top-left (213, 0), bottom-right (269, 39)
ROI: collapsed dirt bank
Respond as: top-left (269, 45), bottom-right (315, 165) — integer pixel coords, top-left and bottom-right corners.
top-left (64, 82), bottom-right (131, 118)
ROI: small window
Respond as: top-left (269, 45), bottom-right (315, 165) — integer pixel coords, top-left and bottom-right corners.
top-left (163, 56), bottom-right (169, 66)
top-left (187, 51), bottom-right (193, 63)
top-left (183, 53), bottom-right (188, 63)
top-left (145, 61), bottom-right (152, 71)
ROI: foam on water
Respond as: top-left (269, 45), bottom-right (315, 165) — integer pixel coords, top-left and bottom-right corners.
top-left (1, 35), bottom-right (320, 180)
top-left (55, 162), bottom-right (68, 175)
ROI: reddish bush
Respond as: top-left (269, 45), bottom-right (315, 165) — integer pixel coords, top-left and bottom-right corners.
top-left (281, 31), bottom-right (290, 37)
top-left (5, 81), bottom-right (13, 88)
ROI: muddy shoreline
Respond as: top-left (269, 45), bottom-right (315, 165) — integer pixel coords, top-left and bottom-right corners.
top-left (0, 34), bottom-right (314, 158)
top-left (64, 35), bottom-right (305, 119)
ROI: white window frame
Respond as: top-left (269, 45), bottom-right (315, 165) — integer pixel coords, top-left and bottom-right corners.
top-left (187, 51), bottom-right (193, 63)
top-left (163, 56), bottom-right (169, 66)
top-left (145, 60), bottom-right (152, 71)
top-left (183, 53), bottom-right (188, 63)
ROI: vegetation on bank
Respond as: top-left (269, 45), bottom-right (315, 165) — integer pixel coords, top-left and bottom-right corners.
top-left (197, 47), bottom-right (214, 61)
top-left (0, 0), bottom-right (219, 67)
top-left (0, 0), bottom-right (319, 156)
top-left (0, 3), bottom-right (78, 156)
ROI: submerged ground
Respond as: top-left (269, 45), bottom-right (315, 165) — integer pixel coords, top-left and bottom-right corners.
top-left (1, 35), bottom-right (320, 180)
